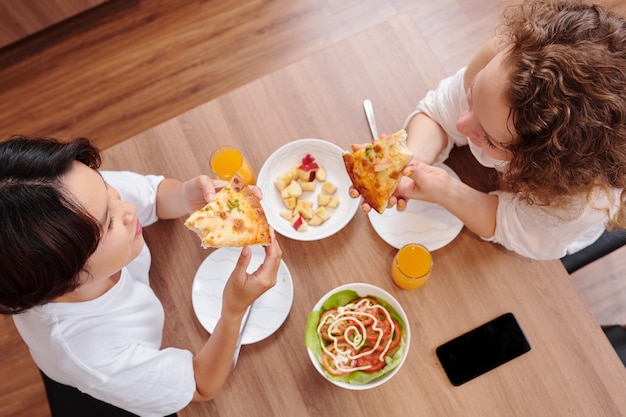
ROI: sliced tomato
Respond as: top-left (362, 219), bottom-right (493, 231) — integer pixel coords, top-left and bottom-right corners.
top-left (387, 319), bottom-right (402, 352)
top-left (364, 323), bottom-right (382, 345)
top-left (373, 312), bottom-right (392, 334)
top-left (319, 309), bottom-right (346, 341)
top-left (347, 297), bottom-right (379, 325)
top-left (355, 350), bottom-right (386, 373)
top-left (345, 309), bottom-right (373, 327)
top-left (321, 343), bottom-right (356, 376)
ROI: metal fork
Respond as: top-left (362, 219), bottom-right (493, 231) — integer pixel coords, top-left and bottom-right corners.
top-left (363, 99), bottom-right (379, 139)
top-left (232, 304), bottom-right (252, 369)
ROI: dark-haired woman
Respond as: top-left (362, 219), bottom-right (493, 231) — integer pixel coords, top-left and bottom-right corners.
top-left (0, 136), bottom-right (282, 416)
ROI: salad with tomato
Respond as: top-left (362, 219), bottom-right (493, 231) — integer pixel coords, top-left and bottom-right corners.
top-left (305, 289), bottom-right (407, 385)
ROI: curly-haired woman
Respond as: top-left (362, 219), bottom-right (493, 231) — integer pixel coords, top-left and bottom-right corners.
top-left (355, 0), bottom-right (626, 260)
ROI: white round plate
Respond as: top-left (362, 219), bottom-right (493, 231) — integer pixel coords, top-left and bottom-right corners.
top-left (256, 138), bottom-right (360, 241)
top-left (306, 283), bottom-right (411, 390)
top-left (191, 246), bottom-right (294, 344)
top-left (367, 164), bottom-right (463, 251)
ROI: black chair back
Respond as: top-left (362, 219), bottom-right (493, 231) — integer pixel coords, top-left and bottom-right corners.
top-left (40, 371), bottom-right (178, 417)
top-left (561, 228), bottom-right (626, 274)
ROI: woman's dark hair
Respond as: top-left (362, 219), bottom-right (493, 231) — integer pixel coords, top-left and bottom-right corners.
top-left (0, 136), bottom-right (103, 314)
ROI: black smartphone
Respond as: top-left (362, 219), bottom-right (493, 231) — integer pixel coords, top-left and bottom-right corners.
top-left (436, 312), bottom-right (531, 386)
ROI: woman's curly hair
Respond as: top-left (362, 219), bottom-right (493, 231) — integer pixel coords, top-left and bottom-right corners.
top-left (498, 0), bottom-right (626, 227)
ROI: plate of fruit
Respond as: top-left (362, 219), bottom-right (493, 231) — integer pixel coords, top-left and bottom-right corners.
top-left (256, 138), bottom-right (360, 241)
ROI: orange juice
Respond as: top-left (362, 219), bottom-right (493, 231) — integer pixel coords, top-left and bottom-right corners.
top-left (210, 146), bottom-right (256, 184)
top-left (391, 244), bottom-right (433, 290)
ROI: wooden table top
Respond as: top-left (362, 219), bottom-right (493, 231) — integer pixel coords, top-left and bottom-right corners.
top-left (101, 15), bottom-right (626, 417)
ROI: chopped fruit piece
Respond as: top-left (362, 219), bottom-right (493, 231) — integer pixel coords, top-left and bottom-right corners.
top-left (280, 210), bottom-right (293, 220)
top-left (294, 200), bottom-right (314, 219)
top-left (274, 167), bottom-right (299, 191)
top-left (290, 213), bottom-right (308, 231)
top-left (316, 206), bottom-right (330, 221)
top-left (300, 181), bottom-right (316, 191)
top-left (298, 154), bottom-right (319, 181)
top-left (274, 176), bottom-right (290, 191)
top-left (283, 197), bottom-right (297, 209)
top-left (315, 167), bottom-right (327, 181)
top-left (281, 180), bottom-right (302, 199)
top-left (317, 194), bottom-right (331, 206)
top-left (308, 215), bottom-right (324, 226)
top-left (327, 195), bottom-right (340, 208)
top-left (322, 181), bottom-right (337, 195)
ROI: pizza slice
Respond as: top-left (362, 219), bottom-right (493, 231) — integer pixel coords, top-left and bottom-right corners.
top-left (185, 174), bottom-right (271, 248)
top-left (342, 129), bottom-right (413, 214)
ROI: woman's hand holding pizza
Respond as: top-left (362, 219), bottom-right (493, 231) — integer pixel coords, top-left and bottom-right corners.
top-left (180, 175), bottom-right (264, 214)
top-left (344, 131), bottom-right (414, 213)
top-left (181, 175), bottom-right (227, 213)
top-left (393, 162), bottom-right (453, 206)
top-left (349, 162), bottom-right (454, 212)
top-left (221, 228), bottom-right (283, 318)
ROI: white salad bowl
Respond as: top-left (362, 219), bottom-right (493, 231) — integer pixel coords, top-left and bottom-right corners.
top-left (305, 283), bottom-right (411, 390)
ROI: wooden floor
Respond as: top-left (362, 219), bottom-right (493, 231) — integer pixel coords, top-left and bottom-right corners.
top-left (1, 0), bottom-right (625, 416)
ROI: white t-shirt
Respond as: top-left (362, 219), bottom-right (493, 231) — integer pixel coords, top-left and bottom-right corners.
top-left (13, 171), bottom-right (196, 417)
top-left (404, 68), bottom-right (619, 260)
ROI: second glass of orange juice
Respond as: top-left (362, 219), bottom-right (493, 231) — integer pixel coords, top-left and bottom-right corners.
top-left (210, 146), bottom-right (256, 185)
top-left (391, 244), bottom-right (433, 290)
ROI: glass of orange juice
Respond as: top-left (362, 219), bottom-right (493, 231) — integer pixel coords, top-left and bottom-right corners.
top-left (210, 146), bottom-right (256, 185)
top-left (391, 243), bottom-right (433, 290)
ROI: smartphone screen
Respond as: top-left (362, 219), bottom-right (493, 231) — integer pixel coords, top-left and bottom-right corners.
top-left (436, 312), bottom-right (531, 386)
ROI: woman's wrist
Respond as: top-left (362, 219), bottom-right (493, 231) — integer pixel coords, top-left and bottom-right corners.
top-left (406, 113), bottom-right (447, 165)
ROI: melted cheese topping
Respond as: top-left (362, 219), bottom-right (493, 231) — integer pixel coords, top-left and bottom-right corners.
top-left (185, 182), bottom-right (269, 248)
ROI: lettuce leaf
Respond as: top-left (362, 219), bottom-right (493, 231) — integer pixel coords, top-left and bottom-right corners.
top-left (304, 289), bottom-right (407, 385)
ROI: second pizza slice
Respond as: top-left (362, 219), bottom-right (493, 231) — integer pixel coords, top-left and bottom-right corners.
top-left (342, 129), bottom-right (413, 214)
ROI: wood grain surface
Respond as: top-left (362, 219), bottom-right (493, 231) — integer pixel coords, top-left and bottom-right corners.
top-left (98, 13), bottom-right (626, 417)
top-left (1, 1), bottom-right (625, 416)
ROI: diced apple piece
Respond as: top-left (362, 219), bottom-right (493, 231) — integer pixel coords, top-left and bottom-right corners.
top-left (317, 194), bottom-right (331, 206)
top-left (281, 180), bottom-right (302, 199)
top-left (288, 180), bottom-right (303, 197)
top-left (321, 180), bottom-right (337, 195)
top-left (290, 213), bottom-right (308, 232)
top-left (298, 154), bottom-right (319, 181)
top-left (283, 197), bottom-right (297, 209)
top-left (315, 167), bottom-right (327, 182)
top-left (327, 195), bottom-right (340, 208)
top-left (294, 200), bottom-right (314, 219)
top-left (280, 210), bottom-right (293, 220)
top-left (315, 206), bottom-right (331, 221)
top-left (308, 215), bottom-right (324, 226)
top-left (299, 181), bottom-right (316, 191)
top-left (274, 176), bottom-right (290, 191)
top-left (287, 166), bottom-right (299, 181)
top-left (297, 168), bottom-right (312, 182)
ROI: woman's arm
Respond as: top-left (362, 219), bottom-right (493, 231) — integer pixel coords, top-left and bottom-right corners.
top-left (396, 163), bottom-right (498, 238)
top-left (191, 230), bottom-right (282, 401)
top-left (404, 113), bottom-right (448, 165)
